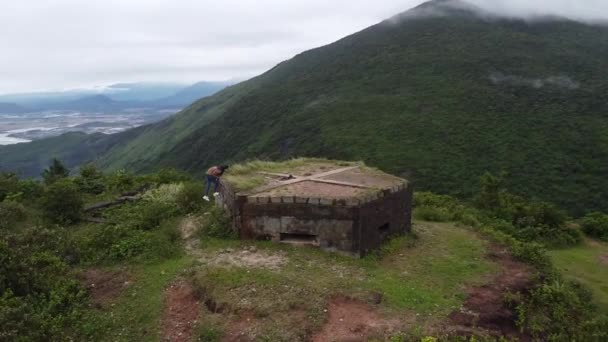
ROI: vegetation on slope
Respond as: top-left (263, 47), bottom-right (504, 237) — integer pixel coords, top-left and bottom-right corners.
top-left (1, 0), bottom-right (607, 215)
top-left (100, 0), bottom-right (608, 216)
top-left (2, 158), bottom-right (608, 340)
top-left (549, 239), bottom-right (608, 313)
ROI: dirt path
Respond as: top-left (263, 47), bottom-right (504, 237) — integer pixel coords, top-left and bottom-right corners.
top-left (157, 217), bottom-right (204, 342)
top-left (448, 245), bottom-right (534, 340)
top-left (312, 296), bottom-right (402, 342)
top-left (160, 279), bottom-right (201, 342)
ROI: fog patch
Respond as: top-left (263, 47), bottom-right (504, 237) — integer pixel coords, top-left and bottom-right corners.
top-left (489, 72), bottom-right (580, 90)
top-left (385, 0), bottom-right (608, 26)
top-left (385, 0), bottom-right (495, 24)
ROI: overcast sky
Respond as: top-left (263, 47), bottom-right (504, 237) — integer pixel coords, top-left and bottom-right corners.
top-left (1, 0), bottom-right (607, 94)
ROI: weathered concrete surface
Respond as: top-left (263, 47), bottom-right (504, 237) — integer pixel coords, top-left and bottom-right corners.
top-left (216, 163), bottom-right (412, 257)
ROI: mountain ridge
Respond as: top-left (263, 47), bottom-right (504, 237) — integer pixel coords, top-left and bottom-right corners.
top-left (1, 0), bottom-right (607, 215)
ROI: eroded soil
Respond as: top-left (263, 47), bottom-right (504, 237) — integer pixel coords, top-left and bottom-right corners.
top-left (448, 245), bottom-right (534, 340)
top-left (312, 296), bottom-right (402, 342)
top-left (80, 268), bottom-right (132, 308)
top-left (161, 279), bottom-right (201, 342)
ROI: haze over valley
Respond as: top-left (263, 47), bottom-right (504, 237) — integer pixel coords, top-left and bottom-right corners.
top-left (0, 81), bottom-right (230, 145)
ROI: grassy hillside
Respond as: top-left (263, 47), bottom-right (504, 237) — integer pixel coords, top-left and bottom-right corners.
top-left (0, 130), bottom-right (139, 177)
top-left (2, 0), bottom-right (608, 214)
top-left (550, 239), bottom-right (608, 312)
top-left (101, 1), bottom-right (608, 215)
top-left (2, 164), bottom-right (606, 340)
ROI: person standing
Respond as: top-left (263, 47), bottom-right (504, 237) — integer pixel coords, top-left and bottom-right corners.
top-left (203, 165), bottom-right (229, 201)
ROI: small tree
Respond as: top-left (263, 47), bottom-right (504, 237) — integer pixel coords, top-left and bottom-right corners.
top-left (75, 163), bottom-right (105, 194)
top-left (42, 159), bottom-right (70, 185)
top-left (41, 178), bottom-right (83, 224)
top-left (475, 172), bottom-right (506, 210)
top-left (0, 172), bottom-right (19, 202)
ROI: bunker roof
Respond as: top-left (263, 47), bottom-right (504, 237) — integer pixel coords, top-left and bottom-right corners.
top-left (223, 159), bottom-right (408, 201)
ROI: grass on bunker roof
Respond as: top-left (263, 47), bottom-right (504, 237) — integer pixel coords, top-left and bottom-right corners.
top-left (223, 158), bottom-right (362, 192)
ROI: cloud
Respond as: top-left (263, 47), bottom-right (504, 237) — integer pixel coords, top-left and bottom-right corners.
top-left (0, 0), bottom-right (606, 94)
top-left (489, 72), bottom-right (581, 90)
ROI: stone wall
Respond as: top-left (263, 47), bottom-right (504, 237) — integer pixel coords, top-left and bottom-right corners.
top-left (216, 179), bottom-right (413, 257)
top-left (240, 202), bottom-right (358, 254)
top-left (356, 185), bottom-right (413, 256)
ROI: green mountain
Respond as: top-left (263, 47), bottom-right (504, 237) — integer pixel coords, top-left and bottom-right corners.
top-left (2, 0), bottom-right (608, 215)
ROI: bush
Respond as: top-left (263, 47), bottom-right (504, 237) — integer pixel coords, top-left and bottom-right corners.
top-left (142, 183), bottom-right (184, 204)
top-left (0, 239), bottom-right (86, 340)
top-left (0, 200), bottom-right (27, 230)
top-left (106, 169), bottom-right (136, 192)
top-left (152, 168), bottom-right (192, 185)
top-left (516, 280), bottom-right (598, 340)
top-left (75, 164), bottom-right (105, 194)
top-left (201, 207), bottom-right (236, 240)
top-left (414, 191), bottom-right (460, 209)
top-left (414, 206), bottom-right (454, 222)
top-left (581, 212), bottom-right (608, 241)
top-left (16, 179), bottom-right (43, 201)
top-left (176, 182), bottom-right (206, 213)
top-left (81, 224), bottom-right (179, 263)
top-left (41, 179), bottom-right (83, 224)
top-left (0, 172), bottom-right (20, 202)
top-left (42, 158), bottom-right (70, 185)
top-left (106, 201), bottom-right (179, 231)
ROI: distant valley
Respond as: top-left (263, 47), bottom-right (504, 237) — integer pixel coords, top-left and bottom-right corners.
top-left (0, 80), bottom-right (232, 145)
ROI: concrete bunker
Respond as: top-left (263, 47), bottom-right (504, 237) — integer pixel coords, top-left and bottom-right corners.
top-left (216, 159), bottom-right (412, 257)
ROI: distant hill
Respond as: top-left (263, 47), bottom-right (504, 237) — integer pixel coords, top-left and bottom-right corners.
top-left (150, 81), bottom-right (232, 107)
top-left (0, 81), bottom-right (230, 111)
top-left (0, 102), bottom-right (28, 114)
top-left (38, 94), bottom-right (126, 112)
top-left (2, 0), bottom-right (607, 215)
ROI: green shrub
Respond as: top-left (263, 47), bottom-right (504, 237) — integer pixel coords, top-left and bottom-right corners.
top-left (81, 224), bottom-right (178, 263)
top-left (414, 191), bottom-right (460, 209)
top-left (0, 172), bottom-right (20, 202)
top-left (581, 212), bottom-right (608, 241)
top-left (201, 207), bottom-right (236, 240)
top-left (16, 179), bottom-right (43, 201)
top-left (12, 226), bottom-right (81, 265)
top-left (75, 164), bottom-right (105, 194)
top-left (106, 201), bottom-right (179, 231)
top-left (176, 182), bottom-right (206, 213)
top-left (414, 206), bottom-right (454, 222)
top-left (0, 240), bottom-right (86, 340)
top-left (42, 158), bottom-right (70, 185)
top-left (0, 200), bottom-right (27, 230)
top-left (516, 280), bottom-right (598, 340)
top-left (152, 168), bottom-right (192, 185)
top-left (106, 169), bottom-right (136, 192)
top-left (142, 183), bottom-right (184, 204)
top-left (41, 179), bottom-right (83, 224)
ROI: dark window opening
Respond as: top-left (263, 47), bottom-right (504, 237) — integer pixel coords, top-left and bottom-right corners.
top-left (280, 232), bottom-right (317, 245)
top-left (378, 223), bottom-right (390, 232)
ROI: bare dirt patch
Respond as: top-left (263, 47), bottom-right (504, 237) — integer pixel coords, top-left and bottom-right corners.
top-left (448, 245), bottom-right (534, 340)
top-left (80, 268), bottom-right (132, 308)
top-left (312, 296), bottom-right (402, 342)
top-left (599, 254), bottom-right (608, 265)
top-left (161, 279), bottom-right (201, 342)
top-left (179, 216), bottom-right (202, 256)
top-left (221, 311), bottom-right (259, 342)
top-left (207, 247), bottom-right (288, 270)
